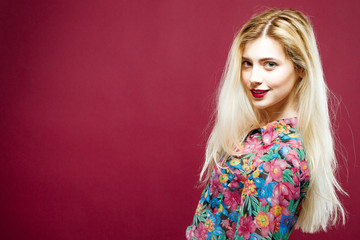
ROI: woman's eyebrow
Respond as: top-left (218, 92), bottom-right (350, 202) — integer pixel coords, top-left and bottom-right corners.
top-left (242, 56), bottom-right (280, 61)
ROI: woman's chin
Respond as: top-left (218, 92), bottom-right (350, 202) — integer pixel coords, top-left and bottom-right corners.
top-left (252, 102), bottom-right (269, 110)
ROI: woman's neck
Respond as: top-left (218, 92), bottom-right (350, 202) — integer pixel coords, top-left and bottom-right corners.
top-left (264, 92), bottom-right (298, 123)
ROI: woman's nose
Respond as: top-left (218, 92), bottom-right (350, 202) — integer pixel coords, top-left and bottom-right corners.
top-left (249, 66), bottom-right (263, 84)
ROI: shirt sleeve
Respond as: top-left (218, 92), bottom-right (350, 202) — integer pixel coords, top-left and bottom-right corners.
top-left (234, 141), bottom-right (310, 240)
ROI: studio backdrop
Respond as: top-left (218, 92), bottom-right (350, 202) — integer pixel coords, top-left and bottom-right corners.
top-left (1, 0), bottom-right (359, 239)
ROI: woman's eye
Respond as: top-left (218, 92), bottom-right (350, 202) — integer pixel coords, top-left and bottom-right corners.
top-left (242, 61), bottom-right (252, 67)
top-left (265, 61), bottom-right (277, 69)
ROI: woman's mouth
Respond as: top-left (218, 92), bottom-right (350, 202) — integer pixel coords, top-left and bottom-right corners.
top-left (250, 89), bottom-right (269, 98)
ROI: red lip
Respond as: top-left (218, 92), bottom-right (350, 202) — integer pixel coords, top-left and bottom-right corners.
top-left (251, 89), bottom-right (269, 98)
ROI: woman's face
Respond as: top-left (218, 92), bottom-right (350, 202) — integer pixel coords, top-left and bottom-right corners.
top-left (241, 36), bottom-right (300, 118)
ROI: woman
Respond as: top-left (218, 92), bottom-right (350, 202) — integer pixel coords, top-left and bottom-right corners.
top-left (186, 8), bottom-right (346, 240)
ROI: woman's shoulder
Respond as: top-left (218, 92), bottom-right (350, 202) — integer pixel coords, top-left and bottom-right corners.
top-left (260, 117), bottom-right (303, 147)
top-left (258, 117), bottom-right (307, 168)
top-left (233, 117), bottom-right (303, 157)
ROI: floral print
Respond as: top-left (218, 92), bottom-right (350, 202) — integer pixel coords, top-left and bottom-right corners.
top-left (186, 117), bottom-right (310, 240)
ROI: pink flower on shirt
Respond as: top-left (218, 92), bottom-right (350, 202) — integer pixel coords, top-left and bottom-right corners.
top-left (256, 144), bottom-right (273, 159)
top-left (226, 221), bottom-right (237, 239)
top-left (210, 170), bottom-right (225, 197)
top-left (263, 159), bottom-right (288, 183)
top-left (273, 182), bottom-right (300, 201)
top-left (237, 215), bottom-right (257, 239)
top-left (300, 160), bottom-right (310, 181)
top-left (284, 117), bottom-right (298, 128)
top-left (255, 211), bottom-right (275, 237)
top-left (194, 223), bottom-right (207, 240)
top-left (221, 219), bottom-right (231, 229)
top-left (186, 225), bottom-right (196, 239)
top-left (270, 194), bottom-right (291, 217)
top-left (223, 189), bottom-right (241, 211)
top-left (262, 127), bottom-right (279, 145)
top-left (243, 135), bottom-right (262, 153)
top-left (287, 139), bottom-right (302, 148)
top-left (286, 149), bottom-right (300, 168)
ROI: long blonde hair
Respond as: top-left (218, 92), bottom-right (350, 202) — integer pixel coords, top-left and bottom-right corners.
top-left (200, 8), bottom-right (346, 233)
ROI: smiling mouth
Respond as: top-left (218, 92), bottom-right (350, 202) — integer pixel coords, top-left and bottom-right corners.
top-left (250, 89), bottom-right (269, 94)
top-left (250, 89), bottom-right (269, 98)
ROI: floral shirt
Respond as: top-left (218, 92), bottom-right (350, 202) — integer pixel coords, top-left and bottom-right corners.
top-left (186, 117), bottom-right (310, 240)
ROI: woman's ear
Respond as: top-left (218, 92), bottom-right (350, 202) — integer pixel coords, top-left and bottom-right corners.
top-left (297, 67), bottom-right (305, 79)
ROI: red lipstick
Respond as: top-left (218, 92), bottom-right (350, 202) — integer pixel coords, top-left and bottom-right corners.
top-left (251, 89), bottom-right (269, 98)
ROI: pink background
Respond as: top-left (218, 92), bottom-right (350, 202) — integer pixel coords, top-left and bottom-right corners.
top-left (1, 0), bottom-right (359, 239)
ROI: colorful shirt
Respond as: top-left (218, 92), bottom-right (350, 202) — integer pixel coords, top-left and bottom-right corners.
top-left (186, 117), bottom-right (310, 240)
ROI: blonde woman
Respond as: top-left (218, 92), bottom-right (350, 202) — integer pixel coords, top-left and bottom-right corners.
top-left (186, 8), bottom-right (346, 240)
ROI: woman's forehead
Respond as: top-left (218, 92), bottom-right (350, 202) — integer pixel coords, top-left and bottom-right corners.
top-left (242, 36), bottom-right (287, 62)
